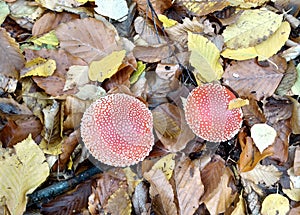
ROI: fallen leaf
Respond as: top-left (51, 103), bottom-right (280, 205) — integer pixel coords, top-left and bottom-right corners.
top-left (240, 164), bottom-right (282, 186)
top-left (130, 61), bottom-right (145, 84)
top-left (291, 63), bottom-right (300, 95)
top-left (157, 14), bottom-right (177, 28)
top-left (0, 134), bottom-right (49, 215)
top-left (148, 154), bottom-right (175, 180)
top-left (20, 57), bottom-right (56, 78)
top-left (261, 194), bottom-right (289, 215)
top-left (133, 44), bottom-right (173, 63)
top-left (0, 1), bottom-right (9, 25)
top-left (132, 182), bottom-right (150, 215)
top-left (29, 30), bottom-right (59, 47)
top-left (188, 32), bottom-right (223, 83)
top-left (222, 9), bottom-right (283, 49)
top-left (294, 147), bottom-right (300, 175)
top-left (143, 168), bottom-right (178, 215)
top-left (174, 156), bottom-right (204, 215)
top-left (95, 0), bottom-right (128, 21)
top-left (181, 0), bottom-right (229, 16)
top-left (222, 21), bottom-right (291, 61)
top-left (89, 50), bottom-right (126, 82)
top-left (231, 193), bottom-right (246, 215)
top-left (0, 27), bottom-right (25, 79)
top-left (289, 97), bottom-right (300, 134)
top-left (275, 62), bottom-right (297, 96)
top-left (228, 98), bottom-right (249, 110)
top-left (251, 123), bottom-right (277, 153)
top-left (63, 65), bottom-right (89, 91)
top-left (104, 185), bottom-right (132, 214)
top-left (55, 18), bottom-right (122, 64)
top-left (282, 187), bottom-right (300, 202)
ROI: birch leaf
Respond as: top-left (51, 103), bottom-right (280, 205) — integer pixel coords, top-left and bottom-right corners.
top-left (188, 32), bottom-right (223, 83)
top-left (89, 50), bottom-right (126, 82)
top-left (0, 135), bottom-right (49, 215)
top-left (222, 9), bottom-right (283, 49)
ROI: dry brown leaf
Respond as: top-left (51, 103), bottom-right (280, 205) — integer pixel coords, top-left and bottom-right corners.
top-left (0, 117), bottom-right (42, 148)
top-left (134, 16), bottom-right (166, 46)
top-left (0, 97), bottom-right (32, 117)
top-left (133, 44), bottom-right (173, 63)
top-left (223, 59), bottom-right (284, 100)
top-left (241, 97), bottom-right (266, 127)
top-left (290, 97), bottom-right (300, 134)
top-left (134, 0), bottom-right (172, 15)
top-left (275, 62), bottom-right (297, 96)
top-left (202, 167), bottom-right (237, 215)
top-left (24, 49), bottom-right (87, 97)
top-left (104, 184), bottom-right (132, 215)
top-left (174, 156), bottom-right (204, 215)
top-left (201, 155), bottom-right (226, 197)
top-left (55, 18), bottom-right (122, 64)
top-left (240, 163), bottom-right (282, 186)
top-left (144, 168), bottom-right (177, 215)
top-left (294, 147), bottom-right (300, 176)
top-left (32, 12), bottom-right (79, 36)
top-left (152, 103), bottom-right (195, 152)
top-left (0, 27), bottom-right (25, 79)
top-left (238, 135), bottom-right (273, 172)
top-left (40, 180), bottom-right (93, 215)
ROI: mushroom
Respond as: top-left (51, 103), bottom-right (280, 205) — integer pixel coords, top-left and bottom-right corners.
top-left (80, 93), bottom-right (154, 167)
top-left (184, 83), bottom-right (243, 142)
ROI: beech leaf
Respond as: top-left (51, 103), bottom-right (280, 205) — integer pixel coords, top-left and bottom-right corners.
top-left (222, 9), bottom-right (283, 49)
top-left (0, 134), bottom-right (49, 215)
top-left (251, 123), bottom-right (277, 153)
top-left (21, 57), bottom-right (56, 78)
top-left (95, 0), bottom-right (128, 22)
top-left (261, 194), bottom-right (289, 215)
top-left (188, 32), bottom-right (223, 83)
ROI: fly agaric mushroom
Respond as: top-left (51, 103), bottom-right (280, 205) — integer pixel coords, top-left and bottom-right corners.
top-left (184, 83), bottom-right (243, 142)
top-left (80, 93), bottom-right (154, 167)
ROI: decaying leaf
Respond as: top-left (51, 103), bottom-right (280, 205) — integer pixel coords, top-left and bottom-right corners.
top-left (148, 154), bottom-right (176, 180)
top-left (288, 97), bottom-right (300, 134)
top-left (223, 58), bottom-right (284, 100)
top-left (222, 9), bottom-right (283, 49)
top-left (0, 135), bottom-right (49, 215)
top-left (55, 18), bottom-right (122, 64)
top-left (174, 156), bottom-right (204, 215)
top-left (231, 193), bottom-right (246, 215)
top-left (240, 163), bottom-right (282, 187)
top-left (181, 0), bottom-right (229, 16)
top-left (133, 44), bottom-right (173, 63)
top-left (104, 185), bottom-right (132, 214)
top-left (222, 21), bottom-right (291, 61)
top-left (63, 65), bottom-right (89, 91)
top-left (291, 63), bottom-right (300, 95)
top-left (261, 194), bottom-right (289, 215)
top-left (251, 123), bottom-right (277, 153)
top-left (294, 147), bottom-right (300, 176)
top-left (275, 62), bottom-right (297, 96)
top-left (89, 50), bottom-right (126, 82)
top-left (0, 27), bottom-right (25, 79)
top-left (188, 32), bottom-right (223, 83)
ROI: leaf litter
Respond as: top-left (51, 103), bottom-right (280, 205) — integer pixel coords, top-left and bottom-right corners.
top-left (0, 0), bottom-right (299, 214)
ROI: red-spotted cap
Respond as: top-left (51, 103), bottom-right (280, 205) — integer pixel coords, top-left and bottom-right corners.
top-left (184, 83), bottom-right (243, 142)
top-left (80, 93), bottom-right (154, 167)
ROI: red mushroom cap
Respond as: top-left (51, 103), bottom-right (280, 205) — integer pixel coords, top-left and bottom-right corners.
top-left (184, 83), bottom-right (243, 142)
top-left (80, 93), bottom-right (154, 167)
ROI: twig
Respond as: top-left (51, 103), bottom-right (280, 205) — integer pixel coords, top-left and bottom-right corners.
top-left (27, 166), bottom-right (102, 207)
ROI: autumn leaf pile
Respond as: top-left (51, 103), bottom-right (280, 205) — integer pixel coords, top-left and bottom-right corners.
top-left (0, 0), bottom-right (300, 214)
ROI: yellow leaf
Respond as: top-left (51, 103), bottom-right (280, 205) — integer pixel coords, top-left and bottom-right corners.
top-left (231, 193), bottom-right (246, 215)
top-left (222, 9), bottom-right (283, 49)
top-left (30, 30), bottom-right (59, 46)
top-left (282, 188), bottom-right (300, 201)
top-left (0, 134), bottom-right (49, 215)
top-left (182, 0), bottom-right (229, 16)
top-left (222, 22), bottom-right (291, 61)
top-left (158, 14), bottom-right (178, 28)
top-left (21, 57), bottom-right (56, 78)
top-left (261, 194), bottom-right (289, 215)
top-left (228, 98), bottom-right (249, 110)
top-left (188, 32), bottom-right (223, 83)
top-left (89, 50), bottom-right (126, 82)
top-left (150, 153), bottom-right (176, 180)
top-left (130, 61), bottom-right (145, 84)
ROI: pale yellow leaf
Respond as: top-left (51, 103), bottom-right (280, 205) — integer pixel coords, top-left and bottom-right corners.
top-left (130, 61), bottom-right (145, 84)
top-left (95, 0), bottom-right (128, 21)
top-left (240, 164), bottom-right (282, 186)
top-left (158, 14), bottom-right (178, 28)
top-left (75, 84), bottom-right (106, 100)
top-left (123, 167), bottom-right (142, 195)
top-left (261, 194), bottom-right (289, 215)
top-left (228, 0), bottom-right (269, 8)
top-left (228, 98), bottom-right (249, 110)
top-left (188, 32), bottom-right (223, 83)
top-left (150, 153), bottom-right (175, 180)
top-left (35, 0), bottom-right (82, 12)
top-left (21, 57), bottom-right (56, 78)
top-left (182, 0), bottom-right (229, 16)
top-left (29, 30), bottom-right (59, 46)
top-left (221, 47), bottom-right (258, 61)
top-left (63, 65), bottom-right (89, 91)
top-left (255, 21), bottom-right (291, 61)
top-left (231, 193), bottom-right (246, 215)
top-left (0, 134), bottom-right (49, 215)
top-left (222, 9), bottom-right (283, 49)
top-left (282, 188), bottom-right (300, 201)
top-left (0, 1), bottom-right (9, 25)
top-left (89, 50), bottom-right (126, 82)
top-left (251, 123), bottom-right (277, 153)
top-left (291, 63), bottom-right (300, 95)
top-left (10, 0), bottom-right (44, 23)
